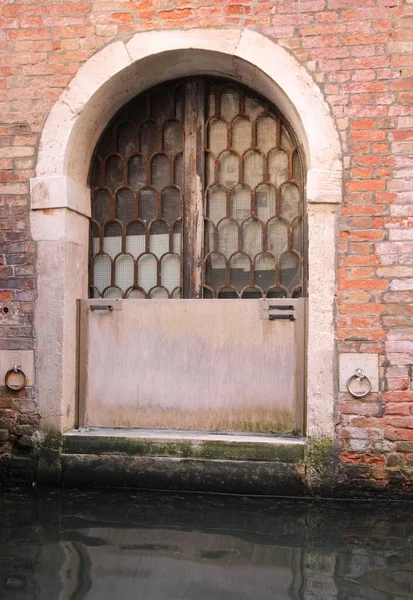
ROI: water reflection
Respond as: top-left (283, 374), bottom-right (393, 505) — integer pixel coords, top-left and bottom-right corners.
top-left (1, 490), bottom-right (413, 599)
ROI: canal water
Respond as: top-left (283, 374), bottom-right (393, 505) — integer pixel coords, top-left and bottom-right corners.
top-left (1, 490), bottom-right (413, 599)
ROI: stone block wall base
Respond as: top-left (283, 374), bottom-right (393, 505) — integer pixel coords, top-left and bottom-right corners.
top-left (60, 455), bottom-right (306, 495)
top-left (2, 430), bottom-right (413, 498)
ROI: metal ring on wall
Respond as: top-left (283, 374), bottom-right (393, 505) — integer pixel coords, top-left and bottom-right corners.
top-left (346, 368), bottom-right (372, 398)
top-left (5, 364), bottom-right (27, 392)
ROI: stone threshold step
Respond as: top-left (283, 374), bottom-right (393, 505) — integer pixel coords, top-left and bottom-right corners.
top-left (63, 428), bottom-right (306, 463)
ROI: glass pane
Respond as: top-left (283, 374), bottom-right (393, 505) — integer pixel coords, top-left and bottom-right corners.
top-left (242, 287), bottom-right (262, 299)
top-left (267, 287), bottom-right (287, 299)
top-left (90, 221), bottom-right (101, 255)
top-left (162, 187), bottom-right (181, 225)
top-left (256, 184), bottom-right (276, 223)
top-left (173, 154), bottom-right (183, 187)
top-left (126, 221), bottom-right (146, 258)
top-left (268, 149), bottom-right (288, 188)
top-left (105, 155), bottom-right (124, 190)
top-left (292, 218), bottom-right (303, 258)
top-left (140, 121), bottom-right (158, 156)
top-left (292, 149), bottom-right (303, 182)
top-left (103, 286), bottom-right (122, 299)
top-left (205, 152), bottom-right (215, 187)
top-left (280, 252), bottom-right (301, 291)
top-left (173, 220), bottom-right (182, 255)
top-left (205, 253), bottom-right (226, 290)
top-left (93, 189), bottom-right (111, 225)
top-left (138, 188), bottom-right (157, 222)
top-left (151, 154), bottom-right (170, 189)
top-left (115, 187), bottom-right (135, 222)
top-left (218, 152), bottom-right (239, 187)
top-left (161, 254), bottom-right (180, 291)
top-left (232, 117), bottom-right (251, 154)
top-left (244, 95), bottom-right (264, 120)
top-left (267, 218), bottom-right (288, 258)
top-left (281, 124), bottom-right (294, 153)
top-left (206, 84), bottom-right (217, 119)
top-left (117, 122), bottom-right (136, 156)
top-left (150, 220), bottom-right (169, 258)
top-left (204, 220), bottom-right (215, 254)
top-left (220, 88), bottom-right (239, 122)
top-left (149, 286), bottom-right (168, 299)
top-left (151, 89), bottom-right (172, 121)
top-left (280, 183), bottom-right (301, 222)
top-left (98, 128), bottom-right (114, 156)
top-left (254, 253), bottom-right (275, 291)
top-left (230, 252), bottom-right (250, 291)
top-left (115, 254), bottom-right (134, 291)
top-left (103, 222), bottom-right (122, 258)
top-left (232, 185), bottom-right (251, 222)
top-left (208, 119), bottom-right (227, 155)
top-left (128, 155), bottom-right (147, 189)
top-left (244, 150), bottom-right (264, 188)
top-left (243, 219), bottom-right (262, 256)
top-left (257, 115), bottom-right (277, 153)
top-left (163, 120), bottom-right (182, 155)
top-left (217, 218), bottom-right (238, 258)
top-left (206, 185), bottom-right (226, 223)
top-left (174, 84), bottom-right (185, 119)
top-left (93, 254), bottom-right (111, 294)
top-left (217, 287), bottom-right (238, 299)
top-left (127, 287), bottom-right (146, 299)
top-left (90, 156), bottom-right (101, 188)
top-left (138, 253), bottom-right (157, 292)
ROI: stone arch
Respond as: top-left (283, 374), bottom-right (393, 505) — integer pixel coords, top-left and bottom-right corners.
top-left (30, 28), bottom-right (342, 440)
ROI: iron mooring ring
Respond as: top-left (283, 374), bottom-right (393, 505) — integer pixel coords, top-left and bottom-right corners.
top-left (5, 364), bottom-right (27, 392)
top-left (346, 368), bottom-right (372, 398)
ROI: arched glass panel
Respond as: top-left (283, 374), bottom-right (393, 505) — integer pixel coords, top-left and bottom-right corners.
top-left (89, 77), bottom-right (306, 299)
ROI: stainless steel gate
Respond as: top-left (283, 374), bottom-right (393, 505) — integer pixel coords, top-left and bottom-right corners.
top-left (77, 298), bottom-right (305, 434)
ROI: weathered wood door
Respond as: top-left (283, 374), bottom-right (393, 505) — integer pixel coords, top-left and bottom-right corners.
top-left (78, 77), bottom-right (307, 434)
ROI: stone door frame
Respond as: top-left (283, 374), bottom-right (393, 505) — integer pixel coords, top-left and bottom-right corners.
top-left (30, 28), bottom-right (342, 442)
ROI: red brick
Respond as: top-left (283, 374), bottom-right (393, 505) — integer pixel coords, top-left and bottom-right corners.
top-left (0, 0), bottom-right (411, 485)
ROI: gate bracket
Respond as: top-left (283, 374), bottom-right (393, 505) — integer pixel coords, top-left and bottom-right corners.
top-left (259, 299), bottom-right (295, 321)
top-left (89, 298), bottom-right (122, 311)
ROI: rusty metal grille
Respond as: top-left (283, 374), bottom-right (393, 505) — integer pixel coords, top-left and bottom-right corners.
top-left (204, 81), bottom-right (304, 299)
top-left (89, 81), bottom-right (185, 299)
top-left (89, 78), bottom-right (306, 299)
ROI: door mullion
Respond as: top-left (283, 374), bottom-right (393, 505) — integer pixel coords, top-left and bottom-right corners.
top-left (194, 79), bottom-right (205, 298)
top-left (183, 80), bottom-right (195, 298)
top-left (183, 79), bottom-right (205, 299)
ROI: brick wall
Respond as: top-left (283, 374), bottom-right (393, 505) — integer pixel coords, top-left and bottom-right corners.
top-left (1, 0), bottom-right (413, 492)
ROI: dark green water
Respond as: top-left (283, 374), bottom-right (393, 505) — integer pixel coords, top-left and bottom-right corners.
top-left (1, 490), bottom-right (413, 599)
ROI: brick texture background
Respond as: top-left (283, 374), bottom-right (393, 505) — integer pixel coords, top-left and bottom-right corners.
top-left (1, 0), bottom-right (413, 491)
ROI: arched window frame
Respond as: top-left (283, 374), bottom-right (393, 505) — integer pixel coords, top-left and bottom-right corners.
top-left (89, 77), bottom-right (307, 301)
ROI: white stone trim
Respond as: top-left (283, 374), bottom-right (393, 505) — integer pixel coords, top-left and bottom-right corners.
top-left (32, 28), bottom-right (342, 440)
top-left (307, 168), bottom-right (343, 204)
top-left (30, 175), bottom-right (91, 217)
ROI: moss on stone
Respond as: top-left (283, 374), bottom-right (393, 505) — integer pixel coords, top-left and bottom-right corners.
top-left (305, 436), bottom-right (336, 495)
top-left (37, 427), bottom-right (63, 485)
top-left (63, 434), bottom-right (305, 463)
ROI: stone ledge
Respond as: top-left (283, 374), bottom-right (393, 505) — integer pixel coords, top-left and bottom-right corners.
top-left (63, 428), bottom-right (306, 463)
top-left (60, 454), bottom-right (306, 495)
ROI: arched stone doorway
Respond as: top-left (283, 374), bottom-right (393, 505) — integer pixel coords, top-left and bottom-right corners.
top-left (30, 28), bottom-right (342, 444)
